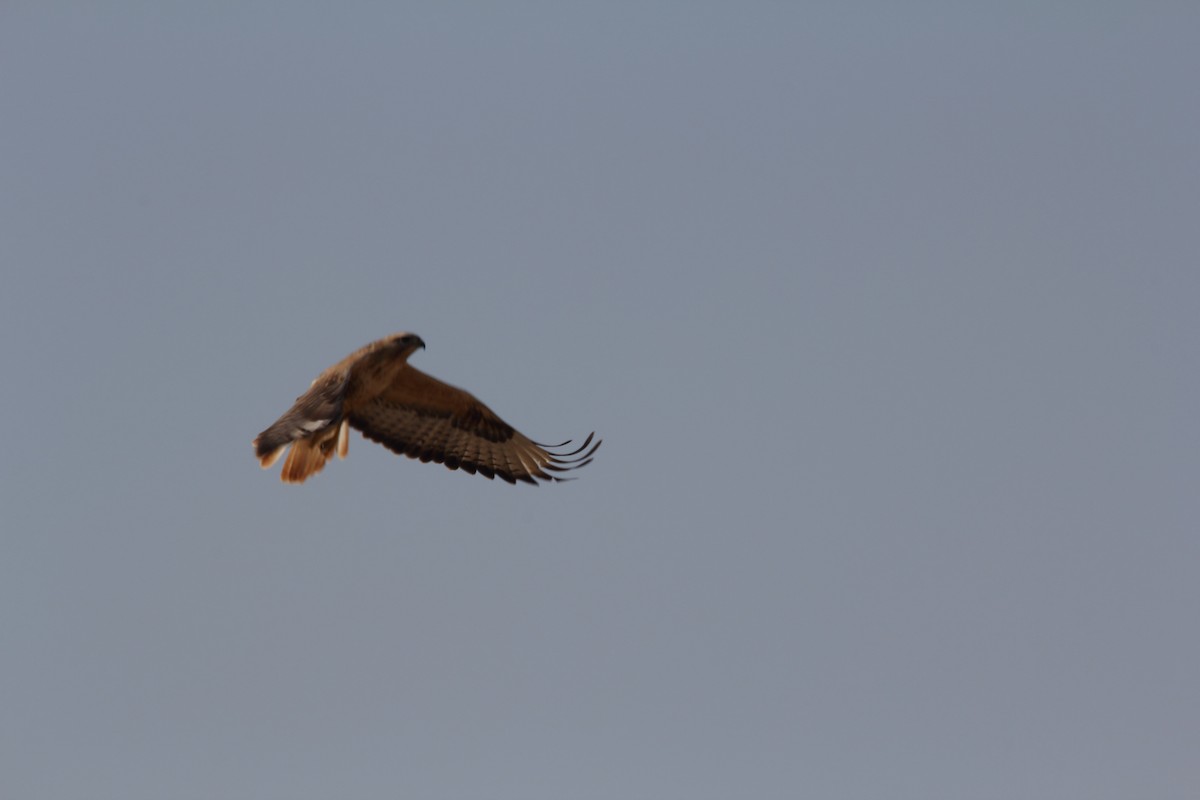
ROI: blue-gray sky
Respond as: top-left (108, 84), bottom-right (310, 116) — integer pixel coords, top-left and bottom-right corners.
top-left (3, 4), bottom-right (1198, 798)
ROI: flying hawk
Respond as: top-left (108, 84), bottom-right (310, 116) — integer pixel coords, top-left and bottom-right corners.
top-left (253, 333), bottom-right (600, 485)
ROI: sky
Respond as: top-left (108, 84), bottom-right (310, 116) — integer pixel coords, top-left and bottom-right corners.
top-left (2, 4), bottom-right (1198, 799)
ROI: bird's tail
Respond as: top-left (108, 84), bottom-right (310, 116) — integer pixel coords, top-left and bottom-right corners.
top-left (280, 437), bottom-right (330, 483)
top-left (256, 419), bottom-right (350, 484)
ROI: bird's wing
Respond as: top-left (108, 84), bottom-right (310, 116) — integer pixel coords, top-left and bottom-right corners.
top-left (345, 364), bottom-right (599, 484)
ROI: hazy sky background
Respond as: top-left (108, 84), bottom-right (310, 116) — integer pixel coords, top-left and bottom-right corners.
top-left (3, 4), bottom-right (1198, 799)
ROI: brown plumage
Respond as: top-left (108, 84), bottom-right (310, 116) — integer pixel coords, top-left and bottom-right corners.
top-left (253, 333), bottom-right (600, 485)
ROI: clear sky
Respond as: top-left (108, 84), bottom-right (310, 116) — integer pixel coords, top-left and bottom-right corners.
top-left (3, 4), bottom-right (1198, 799)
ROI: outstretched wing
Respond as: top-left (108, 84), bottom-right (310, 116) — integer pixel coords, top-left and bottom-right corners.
top-left (345, 365), bottom-right (600, 484)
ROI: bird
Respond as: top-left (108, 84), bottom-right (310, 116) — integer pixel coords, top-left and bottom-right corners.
top-left (253, 332), bottom-right (600, 485)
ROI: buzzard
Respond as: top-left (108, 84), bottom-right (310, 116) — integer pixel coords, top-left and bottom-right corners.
top-left (253, 332), bottom-right (600, 485)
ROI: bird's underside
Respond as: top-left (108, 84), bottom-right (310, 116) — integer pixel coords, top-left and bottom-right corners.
top-left (252, 332), bottom-right (600, 485)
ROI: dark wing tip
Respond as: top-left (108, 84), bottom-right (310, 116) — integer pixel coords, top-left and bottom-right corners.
top-left (527, 433), bottom-right (601, 482)
top-left (541, 433), bottom-right (601, 465)
top-left (534, 432), bottom-right (598, 458)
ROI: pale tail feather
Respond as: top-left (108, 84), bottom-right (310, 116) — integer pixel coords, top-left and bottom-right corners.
top-left (336, 418), bottom-right (350, 459)
top-left (259, 445), bottom-right (287, 469)
top-left (281, 438), bottom-right (330, 483)
top-left (278, 423), bottom-right (344, 483)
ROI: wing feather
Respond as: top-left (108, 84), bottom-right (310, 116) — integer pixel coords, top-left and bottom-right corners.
top-left (345, 365), bottom-right (599, 484)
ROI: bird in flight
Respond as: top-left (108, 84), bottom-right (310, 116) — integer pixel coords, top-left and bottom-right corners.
top-left (253, 332), bottom-right (600, 485)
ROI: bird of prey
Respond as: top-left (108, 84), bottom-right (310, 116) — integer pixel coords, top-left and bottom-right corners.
top-left (253, 332), bottom-right (600, 485)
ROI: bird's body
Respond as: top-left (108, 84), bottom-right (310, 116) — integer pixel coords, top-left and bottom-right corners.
top-left (253, 333), bottom-right (599, 484)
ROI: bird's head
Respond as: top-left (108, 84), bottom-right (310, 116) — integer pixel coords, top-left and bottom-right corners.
top-left (386, 331), bottom-right (426, 357)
